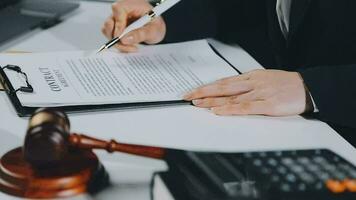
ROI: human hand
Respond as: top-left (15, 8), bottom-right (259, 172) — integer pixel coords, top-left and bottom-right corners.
top-left (102, 0), bottom-right (167, 52)
top-left (184, 69), bottom-right (308, 116)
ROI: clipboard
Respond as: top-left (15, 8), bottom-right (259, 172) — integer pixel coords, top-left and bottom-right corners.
top-left (0, 79), bottom-right (3, 91)
top-left (0, 45), bottom-right (240, 117)
top-left (0, 65), bottom-right (192, 117)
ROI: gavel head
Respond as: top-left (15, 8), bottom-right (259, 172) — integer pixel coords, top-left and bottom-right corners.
top-left (0, 108), bottom-right (109, 199)
top-left (24, 108), bottom-right (71, 168)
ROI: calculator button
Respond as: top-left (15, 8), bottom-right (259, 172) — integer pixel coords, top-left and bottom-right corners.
top-left (314, 182), bottom-right (324, 190)
top-left (299, 172), bottom-right (315, 183)
top-left (277, 166), bottom-right (288, 175)
top-left (253, 159), bottom-right (262, 167)
top-left (313, 156), bottom-right (327, 164)
top-left (286, 174), bottom-right (297, 183)
top-left (347, 170), bottom-right (356, 178)
top-left (231, 157), bottom-right (244, 166)
top-left (290, 165), bottom-right (304, 174)
top-left (334, 172), bottom-right (346, 180)
top-left (297, 183), bottom-right (307, 192)
top-left (297, 157), bottom-right (310, 165)
top-left (315, 171), bottom-right (330, 181)
top-left (267, 158), bottom-right (278, 167)
top-left (261, 167), bottom-right (271, 175)
top-left (280, 183), bottom-right (291, 192)
top-left (271, 175), bottom-right (280, 182)
top-left (339, 163), bottom-right (352, 171)
top-left (306, 164), bottom-right (320, 172)
top-left (326, 180), bottom-right (346, 193)
top-left (323, 164), bottom-right (337, 172)
top-left (243, 153), bottom-right (253, 158)
top-left (281, 158), bottom-right (294, 166)
top-left (332, 156), bottom-right (340, 162)
top-left (274, 151), bottom-right (283, 157)
top-left (339, 164), bottom-right (356, 178)
top-left (258, 152), bottom-right (267, 157)
top-left (344, 179), bottom-right (356, 192)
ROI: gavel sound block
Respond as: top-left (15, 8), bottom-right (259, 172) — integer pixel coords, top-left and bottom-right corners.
top-left (0, 108), bottom-right (167, 199)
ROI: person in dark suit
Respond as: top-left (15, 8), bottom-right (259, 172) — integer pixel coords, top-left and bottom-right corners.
top-left (102, 0), bottom-right (356, 142)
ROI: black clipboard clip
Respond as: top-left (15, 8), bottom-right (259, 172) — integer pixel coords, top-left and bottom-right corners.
top-left (2, 65), bottom-right (33, 93)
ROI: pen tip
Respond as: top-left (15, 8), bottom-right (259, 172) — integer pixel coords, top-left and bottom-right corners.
top-left (96, 45), bottom-right (106, 54)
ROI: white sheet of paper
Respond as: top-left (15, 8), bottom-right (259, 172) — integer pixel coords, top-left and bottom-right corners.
top-left (0, 40), bottom-right (238, 107)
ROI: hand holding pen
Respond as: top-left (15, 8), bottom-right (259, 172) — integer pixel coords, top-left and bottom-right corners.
top-left (101, 0), bottom-right (180, 53)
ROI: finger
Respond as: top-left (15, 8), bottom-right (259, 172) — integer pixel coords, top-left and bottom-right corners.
top-left (116, 44), bottom-right (138, 53)
top-left (111, 5), bottom-right (128, 38)
top-left (215, 73), bottom-right (251, 83)
top-left (231, 91), bottom-right (261, 104)
top-left (113, 0), bottom-right (149, 14)
top-left (183, 80), bottom-right (254, 100)
top-left (102, 17), bottom-right (115, 39)
top-left (121, 24), bottom-right (157, 45)
top-left (211, 101), bottom-right (271, 116)
top-left (193, 92), bottom-right (260, 108)
top-left (192, 96), bottom-right (236, 108)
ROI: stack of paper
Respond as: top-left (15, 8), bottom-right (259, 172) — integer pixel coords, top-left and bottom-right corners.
top-left (0, 40), bottom-right (238, 107)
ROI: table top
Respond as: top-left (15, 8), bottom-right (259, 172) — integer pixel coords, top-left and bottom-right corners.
top-left (0, 1), bottom-right (355, 199)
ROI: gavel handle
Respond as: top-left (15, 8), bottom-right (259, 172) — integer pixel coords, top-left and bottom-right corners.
top-left (69, 133), bottom-right (166, 159)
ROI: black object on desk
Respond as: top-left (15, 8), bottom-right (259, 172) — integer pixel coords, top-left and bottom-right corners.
top-left (154, 149), bottom-right (356, 200)
top-left (0, 0), bottom-right (79, 46)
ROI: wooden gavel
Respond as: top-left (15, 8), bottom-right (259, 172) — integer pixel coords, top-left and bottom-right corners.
top-left (0, 108), bottom-right (171, 199)
top-left (24, 108), bottom-right (166, 167)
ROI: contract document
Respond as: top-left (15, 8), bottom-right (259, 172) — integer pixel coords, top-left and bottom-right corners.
top-left (0, 40), bottom-right (238, 109)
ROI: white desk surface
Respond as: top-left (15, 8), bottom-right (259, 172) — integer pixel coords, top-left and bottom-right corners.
top-left (0, 1), bottom-right (356, 200)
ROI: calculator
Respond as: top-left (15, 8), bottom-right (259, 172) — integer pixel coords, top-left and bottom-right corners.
top-left (163, 149), bottom-right (356, 200)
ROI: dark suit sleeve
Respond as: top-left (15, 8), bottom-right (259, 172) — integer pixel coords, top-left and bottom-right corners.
top-left (299, 65), bottom-right (356, 129)
top-left (162, 0), bottom-right (218, 42)
top-left (161, 0), bottom-right (267, 43)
